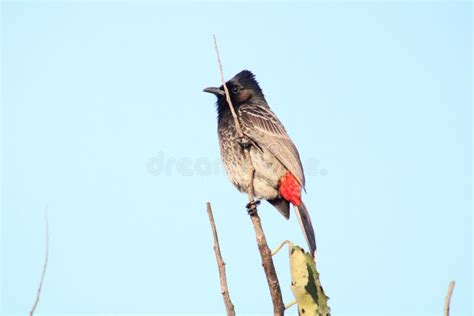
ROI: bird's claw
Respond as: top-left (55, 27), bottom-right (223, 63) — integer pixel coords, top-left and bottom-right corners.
top-left (246, 200), bottom-right (261, 216)
top-left (237, 136), bottom-right (252, 149)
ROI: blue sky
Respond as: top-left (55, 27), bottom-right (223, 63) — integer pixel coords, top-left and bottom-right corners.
top-left (1, 1), bottom-right (472, 315)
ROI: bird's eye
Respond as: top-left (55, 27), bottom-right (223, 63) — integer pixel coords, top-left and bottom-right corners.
top-left (232, 86), bottom-right (239, 94)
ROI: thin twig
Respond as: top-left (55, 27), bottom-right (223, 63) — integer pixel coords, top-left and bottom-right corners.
top-left (285, 301), bottom-right (297, 309)
top-left (443, 280), bottom-right (455, 316)
top-left (30, 206), bottom-right (49, 316)
top-left (206, 202), bottom-right (236, 316)
top-left (272, 240), bottom-right (290, 256)
top-left (212, 35), bottom-right (244, 138)
top-left (212, 35), bottom-right (285, 315)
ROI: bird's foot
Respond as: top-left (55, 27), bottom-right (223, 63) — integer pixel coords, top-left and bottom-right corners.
top-left (237, 135), bottom-right (252, 149)
top-left (246, 200), bottom-right (261, 216)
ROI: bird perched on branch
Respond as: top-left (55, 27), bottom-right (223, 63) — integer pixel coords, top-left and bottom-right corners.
top-left (203, 70), bottom-right (317, 256)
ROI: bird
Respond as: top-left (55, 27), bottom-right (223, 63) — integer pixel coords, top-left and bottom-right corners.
top-left (203, 70), bottom-right (317, 256)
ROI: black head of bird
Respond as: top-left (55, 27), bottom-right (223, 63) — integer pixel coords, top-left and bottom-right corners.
top-left (203, 70), bottom-right (264, 107)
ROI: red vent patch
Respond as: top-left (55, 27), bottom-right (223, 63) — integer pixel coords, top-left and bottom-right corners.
top-left (279, 171), bottom-right (302, 206)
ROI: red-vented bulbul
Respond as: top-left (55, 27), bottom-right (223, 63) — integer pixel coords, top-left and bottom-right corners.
top-left (204, 70), bottom-right (317, 255)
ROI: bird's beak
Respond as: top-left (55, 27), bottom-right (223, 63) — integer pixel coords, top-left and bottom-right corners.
top-left (203, 87), bottom-right (225, 96)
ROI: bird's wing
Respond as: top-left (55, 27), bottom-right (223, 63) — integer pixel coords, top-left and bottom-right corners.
top-left (239, 103), bottom-right (305, 186)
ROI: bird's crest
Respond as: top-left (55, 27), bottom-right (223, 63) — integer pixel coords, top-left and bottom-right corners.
top-left (233, 69), bottom-right (256, 82)
top-left (230, 70), bottom-right (263, 95)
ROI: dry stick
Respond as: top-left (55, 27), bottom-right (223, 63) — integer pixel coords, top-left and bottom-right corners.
top-left (30, 206), bottom-right (49, 316)
top-left (212, 35), bottom-right (286, 315)
top-left (206, 202), bottom-right (236, 316)
top-left (212, 36), bottom-right (244, 137)
top-left (443, 280), bottom-right (455, 316)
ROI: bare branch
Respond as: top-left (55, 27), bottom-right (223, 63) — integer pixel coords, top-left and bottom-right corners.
top-left (30, 206), bottom-right (49, 316)
top-left (443, 280), bottom-right (455, 316)
top-left (206, 202), bottom-right (236, 316)
top-left (212, 35), bottom-right (285, 315)
top-left (248, 213), bottom-right (285, 314)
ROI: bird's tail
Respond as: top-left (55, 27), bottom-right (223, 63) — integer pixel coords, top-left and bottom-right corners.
top-left (294, 201), bottom-right (317, 256)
